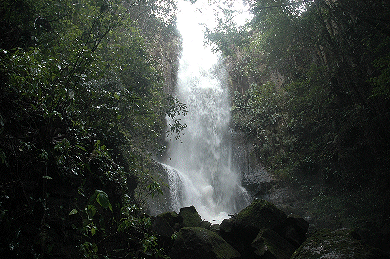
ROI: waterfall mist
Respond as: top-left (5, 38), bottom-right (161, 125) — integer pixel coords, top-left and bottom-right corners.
top-left (164, 0), bottom-right (250, 223)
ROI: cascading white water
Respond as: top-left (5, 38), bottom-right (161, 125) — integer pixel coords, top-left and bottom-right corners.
top-left (164, 0), bottom-right (250, 223)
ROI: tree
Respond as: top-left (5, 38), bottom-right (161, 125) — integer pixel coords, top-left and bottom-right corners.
top-left (207, 0), bottom-right (390, 189)
top-left (0, 0), bottom-right (185, 257)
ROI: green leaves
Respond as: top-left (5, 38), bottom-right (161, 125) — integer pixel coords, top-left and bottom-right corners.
top-left (86, 189), bottom-right (113, 212)
top-left (95, 190), bottom-right (113, 211)
top-left (147, 181), bottom-right (163, 198)
top-left (85, 205), bottom-right (97, 220)
top-left (208, 0), bottom-right (390, 189)
top-left (69, 209), bottom-right (78, 215)
top-left (0, 0), bottom-right (183, 258)
top-left (80, 241), bottom-right (98, 259)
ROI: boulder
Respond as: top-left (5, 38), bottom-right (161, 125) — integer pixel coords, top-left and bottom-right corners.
top-left (169, 227), bottom-right (241, 259)
top-left (273, 216), bottom-right (309, 248)
top-left (219, 199), bottom-right (289, 258)
top-left (151, 211), bottom-right (183, 250)
top-left (152, 202), bottom-right (310, 259)
top-left (252, 228), bottom-right (296, 259)
top-left (152, 211), bottom-right (182, 238)
top-left (291, 228), bottom-right (389, 259)
top-left (231, 199), bottom-right (287, 230)
top-left (179, 206), bottom-right (203, 227)
top-left (200, 220), bottom-right (212, 230)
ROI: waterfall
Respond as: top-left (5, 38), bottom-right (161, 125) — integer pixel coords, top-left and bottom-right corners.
top-left (164, 0), bottom-right (250, 223)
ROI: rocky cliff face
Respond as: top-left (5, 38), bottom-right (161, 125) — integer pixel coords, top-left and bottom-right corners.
top-left (231, 131), bottom-right (276, 198)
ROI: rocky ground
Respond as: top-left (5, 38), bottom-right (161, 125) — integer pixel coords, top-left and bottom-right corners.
top-left (243, 171), bottom-right (390, 255)
top-left (152, 199), bottom-right (389, 259)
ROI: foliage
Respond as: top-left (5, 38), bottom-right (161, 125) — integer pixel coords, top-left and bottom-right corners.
top-left (208, 0), bottom-right (390, 190)
top-left (0, 0), bottom-right (184, 257)
top-left (207, 1), bottom-right (390, 245)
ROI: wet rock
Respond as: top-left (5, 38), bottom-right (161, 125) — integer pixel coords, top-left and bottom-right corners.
top-left (169, 227), bottom-right (241, 259)
top-left (152, 202), bottom-right (311, 258)
top-left (291, 228), bottom-right (389, 259)
top-left (254, 181), bottom-right (276, 197)
top-left (152, 211), bottom-right (182, 238)
top-left (179, 206), bottom-right (203, 227)
top-left (230, 199), bottom-right (288, 231)
top-left (200, 220), bottom-right (212, 230)
top-left (252, 228), bottom-right (296, 259)
top-left (219, 199), bottom-right (289, 258)
top-left (274, 216), bottom-right (309, 248)
top-left (219, 199), bottom-right (309, 258)
top-left (210, 224), bottom-right (220, 232)
top-left (151, 211), bottom-right (183, 250)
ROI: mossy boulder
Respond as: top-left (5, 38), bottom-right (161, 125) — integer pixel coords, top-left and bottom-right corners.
top-left (274, 216), bottom-right (309, 248)
top-left (200, 220), bottom-right (212, 229)
top-left (169, 227), bottom-right (241, 259)
top-left (231, 199), bottom-right (287, 231)
top-left (291, 228), bottom-right (389, 259)
top-left (151, 211), bottom-right (183, 250)
top-left (179, 206), bottom-right (203, 227)
top-left (152, 211), bottom-right (182, 238)
top-left (219, 199), bottom-right (289, 258)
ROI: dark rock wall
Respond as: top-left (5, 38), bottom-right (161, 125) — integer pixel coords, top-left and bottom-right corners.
top-left (231, 131), bottom-right (275, 198)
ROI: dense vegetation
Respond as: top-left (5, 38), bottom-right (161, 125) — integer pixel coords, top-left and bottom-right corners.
top-left (2, 0), bottom-right (390, 256)
top-left (0, 0), bottom-right (186, 257)
top-left (207, 0), bottom-right (390, 250)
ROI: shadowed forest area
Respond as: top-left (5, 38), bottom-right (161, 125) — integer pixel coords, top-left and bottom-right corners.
top-left (0, 0), bottom-right (186, 257)
top-left (1, 0), bottom-right (390, 258)
top-left (207, 0), bottom-right (390, 252)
